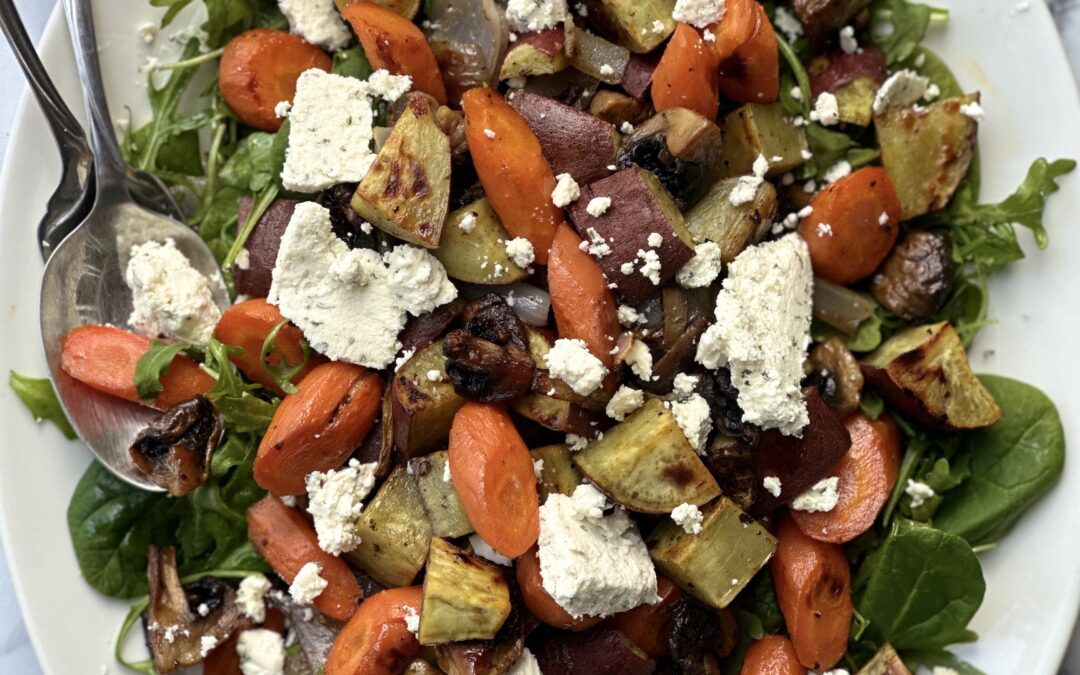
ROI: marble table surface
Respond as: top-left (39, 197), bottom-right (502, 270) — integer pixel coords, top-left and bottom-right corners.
top-left (1, 1), bottom-right (1079, 673)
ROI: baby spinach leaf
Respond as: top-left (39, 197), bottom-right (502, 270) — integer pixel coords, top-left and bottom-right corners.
top-left (802, 124), bottom-right (880, 182)
top-left (219, 124), bottom-right (290, 194)
top-left (933, 375), bottom-right (1065, 545)
top-left (8, 372), bottom-right (76, 440)
top-left (870, 0), bottom-right (948, 65)
top-left (856, 527), bottom-right (985, 651)
top-left (133, 341), bottom-right (194, 401)
top-left (333, 45), bottom-right (373, 81)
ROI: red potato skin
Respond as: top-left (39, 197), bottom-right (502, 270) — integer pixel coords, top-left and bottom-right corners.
top-left (324, 586), bottom-right (424, 675)
top-left (809, 46), bottom-right (888, 97)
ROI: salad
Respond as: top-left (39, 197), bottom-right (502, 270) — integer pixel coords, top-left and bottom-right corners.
top-left (8, 0), bottom-right (1075, 673)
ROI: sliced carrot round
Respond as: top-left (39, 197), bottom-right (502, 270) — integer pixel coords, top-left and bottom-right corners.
top-left (324, 586), bottom-right (423, 675)
top-left (516, 547), bottom-right (602, 632)
top-left (652, 23), bottom-right (720, 120)
top-left (704, 0), bottom-right (759, 63)
top-left (716, 2), bottom-right (779, 104)
top-left (606, 575), bottom-right (683, 659)
top-left (214, 298), bottom-right (321, 396)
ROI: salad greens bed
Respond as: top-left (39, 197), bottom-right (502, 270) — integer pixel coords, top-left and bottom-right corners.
top-left (5, 0), bottom-right (1075, 673)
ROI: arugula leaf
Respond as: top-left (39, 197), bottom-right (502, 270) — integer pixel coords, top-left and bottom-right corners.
top-left (152, 0), bottom-right (286, 49)
top-left (933, 375), bottom-right (1065, 546)
top-left (333, 45), bottom-right (373, 80)
top-left (133, 342), bottom-right (194, 401)
top-left (860, 390), bottom-right (885, 420)
top-left (855, 527), bottom-right (985, 651)
top-left (870, 0), bottom-right (948, 65)
top-left (8, 372), bottom-right (77, 439)
top-left (203, 339), bottom-right (279, 433)
top-left (260, 320), bottom-right (313, 395)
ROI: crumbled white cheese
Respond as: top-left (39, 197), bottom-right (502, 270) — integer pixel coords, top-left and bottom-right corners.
top-left (506, 0), bottom-right (568, 33)
top-left (816, 223), bottom-right (834, 237)
top-left (599, 63), bottom-right (616, 76)
top-left (810, 92), bottom-right (841, 126)
top-left (566, 434), bottom-right (589, 452)
top-left (790, 86), bottom-right (804, 102)
top-left (924, 83), bottom-right (941, 101)
top-left (931, 667), bottom-right (960, 675)
top-left (839, 25), bottom-right (858, 54)
top-left (670, 503), bottom-right (704, 534)
top-left (426, 369), bottom-right (443, 382)
top-left (762, 475), bottom-right (782, 498)
top-left (443, 460), bottom-right (452, 482)
top-left (605, 385), bottom-right (644, 421)
top-left (773, 6), bottom-right (803, 42)
top-left (586, 196), bottom-right (612, 217)
top-left (696, 234), bottom-right (813, 436)
top-left (483, 128), bottom-right (497, 139)
top-left (305, 459), bottom-right (378, 555)
top-left (237, 575), bottom-right (272, 623)
top-left (289, 562), bottom-right (328, 605)
top-left (505, 237), bottom-right (536, 269)
top-left (507, 648), bottom-right (543, 675)
top-left (791, 476), bottom-right (840, 512)
top-left (647, 232), bottom-right (664, 248)
top-left (366, 69), bottom-right (415, 102)
top-left (584, 227), bottom-right (613, 257)
top-left (470, 533), bottom-right (513, 566)
top-left (906, 479), bottom-right (936, 508)
top-left (538, 485), bottom-right (658, 619)
top-left (729, 154), bottom-right (769, 206)
top-left (672, 373), bottom-right (699, 398)
top-left (237, 629), bottom-right (286, 675)
top-left (278, 0), bottom-right (351, 51)
top-left (636, 249), bottom-right (662, 285)
top-left (668, 394), bottom-right (712, 453)
top-left (544, 338), bottom-right (608, 396)
top-left (458, 211), bottom-right (478, 233)
top-left (197, 602), bottom-right (210, 617)
top-left (873, 70), bottom-right (931, 115)
top-left (403, 607), bottom-right (421, 636)
top-left (624, 340), bottom-right (653, 380)
top-left (702, 28), bottom-right (716, 41)
top-left (823, 160), bottom-right (852, 184)
top-left (676, 242), bottom-right (723, 288)
top-left (960, 100), bottom-right (985, 120)
top-left (200, 635), bottom-right (219, 658)
top-left (617, 304), bottom-right (642, 326)
top-left (125, 238), bottom-right (222, 347)
top-left (269, 202), bottom-right (456, 368)
top-left (620, 121), bottom-right (635, 135)
top-left (137, 22), bottom-right (158, 44)
top-left (552, 173), bottom-right (581, 207)
top-left (672, 0), bottom-right (726, 28)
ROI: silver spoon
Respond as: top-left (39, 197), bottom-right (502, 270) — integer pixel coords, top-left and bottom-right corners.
top-left (39, 0), bottom-right (230, 491)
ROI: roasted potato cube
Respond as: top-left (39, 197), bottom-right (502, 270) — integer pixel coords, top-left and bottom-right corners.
top-left (409, 450), bottom-right (474, 539)
top-left (683, 177), bottom-right (777, 263)
top-left (793, 0), bottom-right (872, 42)
top-left (719, 103), bottom-right (809, 178)
top-left (498, 29), bottom-right (570, 80)
top-left (419, 538), bottom-right (511, 644)
top-left (531, 444), bottom-right (584, 502)
top-left (583, 0), bottom-right (676, 53)
top-left (861, 322), bottom-right (1002, 431)
top-left (568, 26), bottom-right (631, 85)
top-left (392, 340), bottom-right (467, 459)
top-left (621, 53), bottom-right (659, 100)
top-left (875, 94), bottom-right (979, 220)
top-left (647, 496), bottom-right (777, 609)
top-left (588, 90), bottom-right (654, 127)
top-left (808, 48), bottom-right (888, 127)
top-left (573, 398), bottom-right (721, 513)
top-left (353, 94), bottom-right (451, 247)
top-left (432, 199), bottom-right (530, 285)
top-left (346, 467), bottom-right (432, 587)
top-left (511, 393), bottom-right (608, 436)
top-left (856, 643), bottom-right (912, 675)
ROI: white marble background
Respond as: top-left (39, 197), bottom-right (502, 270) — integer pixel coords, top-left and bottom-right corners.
top-left (1, 1), bottom-right (1079, 673)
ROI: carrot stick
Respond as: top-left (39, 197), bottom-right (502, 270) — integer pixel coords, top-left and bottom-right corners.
top-left (254, 362), bottom-right (383, 495)
top-left (792, 412), bottom-right (902, 543)
top-left (218, 28), bottom-right (332, 132)
top-left (461, 87), bottom-right (565, 264)
top-left (448, 402), bottom-right (540, 558)
top-left (740, 634), bottom-right (804, 675)
top-left (716, 2), bottom-right (780, 104)
top-left (324, 586), bottom-right (424, 675)
top-left (771, 516), bottom-right (853, 671)
top-left (60, 324), bottom-right (213, 410)
top-left (606, 575), bottom-right (683, 659)
top-left (652, 23), bottom-right (720, 120)
top-left (214, 298), bottom-right (321, 396)
top-left (246, 495), bottom-right (363, 621)
top-left (342, 1), bottom-right (447, 104)
top-left (515, 547), bottom-right (602, 632)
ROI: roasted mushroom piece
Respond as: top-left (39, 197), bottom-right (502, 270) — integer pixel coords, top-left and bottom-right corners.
top-left (443, 295), bottom-right (536, 402)
top-left (807, 336), bottom-right (865, 417)
top-left (144, 546), bottom-right (246, 673)
top-left (870, 230), bottom-right (956, 320)
top-left (129, 396), bottom-right (223, 497)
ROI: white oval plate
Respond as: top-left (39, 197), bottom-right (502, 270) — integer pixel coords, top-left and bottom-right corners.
top-left (1, 1), bottom-right (1079, 673)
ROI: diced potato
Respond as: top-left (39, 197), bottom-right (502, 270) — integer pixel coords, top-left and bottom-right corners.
top-left (584, 0), bottom-right (677, 53)
top-left (531, 444), bottom-right (583, 502)
top-left (861, 322), bottom-right (1002, 431)
top-left (832, 77), bottom-right (880, 127)
top-left (719, 103), bottom-right (809, 178)
top-left (875, 94), bottom-right (979, 220)
top-left (346, 468), bottom-right (433, 587)
top-left (683, 177), bottom-right (777, 264)
top-left (498, 29), bottom-right (570, 80)
top-left (432, 199), bottom-right (529, 285)
top-left (856, 643), bottom-right (912, 675)
top-left (573, 398), bottom-right (720, 513)
top-left (409, 450), bottom-right (474, 539)
top-left (419, 538), bottom-right (512, 644)
top-left (568, 26), bottom-right (631, 85)
top-left (511, 393), bottom-right (609, 436)
top-left (353, 95), bottom-right (452, 248)
top-left (588, 90), bottom-right (654, 127)
top-left (647, 496), bottom-right (777, 608)
top-left (391, 340), bottom-right (466, 459)
top-left (793, 0), bottom-right (871, 41)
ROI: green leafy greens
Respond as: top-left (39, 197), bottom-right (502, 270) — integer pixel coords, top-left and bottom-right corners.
top-left (8, 372), bottom-right (77, 439)
top-left (132, 341), bottom-right (194, 400)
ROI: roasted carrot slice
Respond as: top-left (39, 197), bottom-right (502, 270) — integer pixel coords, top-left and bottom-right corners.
top-left (60, 324), bottom-right (213, 410)
top-left (203, 608), bottom-right (286, 675)
top-left (213, 298), bottom-right (321, 396)
top-left (516, 547), bottom-right (602, 632)
top-left (704, 0), bottom-right (759, 63)
top-left (792, 412), bottom-right (902, 543)
top-left (461, 87), bottom-right (565, 264)
top-left (247, 495), bottom-right (363, 621)
top-left (448, 402), bottom-right (540, 558)
top-left (324, 586), bottom-right (423, 675)
top-left (606, 575), bottom-right (683, 659)
top-left (254, 362), bottom-right (383, 495)
top-left (716, 2), bottom-right (779, 104)
top-left (342, 0), bottom-right (447, 103)
top-left (740, 634), bottom-right (805, 675)
top-left (547, 223), bottom-right (620, 369)
top-left (652, 23), bottom-right (720, 120)
top-left (218, 28), bottom-right (331, 132)
top-left (771, 516), bottom-right (853, 671)
top-left (799, 167), bottom-right (902, 284)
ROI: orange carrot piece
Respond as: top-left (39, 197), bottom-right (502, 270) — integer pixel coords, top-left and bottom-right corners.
top-left (60, 324), bottom-right (213, 410)
top-left (516, 547), bottom-right (603, 632)
top-left (704, 0), bottom-right (759, 63)
top-left (740, 634), bottom-right (805, 675)
top-left (546, 223), bottom-right (621, 370)
top-left (203, 608), bottom-right (286, 675)
top-left (771, 516), bottom-right (853, 671)
top-left (448, 402), bottom-right (540, 558)
top-left (798, 167), bottom-right (902, 284)
top-left (213, 298), bottom-right (322, 396)
top-left (652, 23), bottom-right (721, 120)
top-left (461, 87), bottom-right (565, 264)
top-left (606, 575), bottom-right (683, 659)
top-left (324, 586), bottom-right (423, 675)
top-left (716, 2), bottom-right (780, 104)
top-left (254, 362), bottom-right (383, 495)
top-left (246, 495), bottom-right (363, 621)
top-left (342, 1), bottom-right (447, 104)
top-left (792, 412), bottom-right (902, 543)
top-left (218, 28), bottom-right (331, 132)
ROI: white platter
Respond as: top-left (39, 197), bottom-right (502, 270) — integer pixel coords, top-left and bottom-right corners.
top-left (0, 1), bottom-right (1078, 673)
